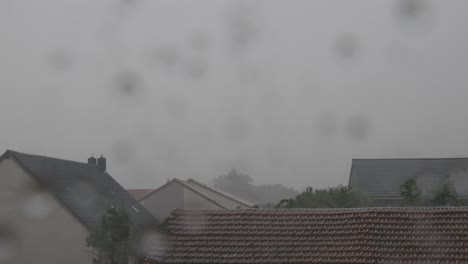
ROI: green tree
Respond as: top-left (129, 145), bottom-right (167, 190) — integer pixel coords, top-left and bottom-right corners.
top-left (430, 183), bottom-right (458, 206)
top-left (276, 186), bottom-right (373, 208)
top-left (211, 169), bottom-right (257, 202)
top-left (400, 178), bottom-right (425, 206)
top-left (211, 169), bottom-right (298, 206)
top-left (86, 207), bottom-right (134, 264)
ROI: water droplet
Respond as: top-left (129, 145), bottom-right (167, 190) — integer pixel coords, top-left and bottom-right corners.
top-left (19, 191), bottom-right (54, 219)
top-left (185, 57), bottom-right (207, 79)
top-left (0, 224), bottom-right (19, 263)
top-left (345, 115), bottom-right (371, 141)
top-left (152, 45), bottom-right (179, 67)
top-left (334, 34), bottom-right (358, 59)
top-left (114, 70), bottom-right (142, 96)
top-left (139, 230), bottom-right (167, 255)
top-left (226, 2), bottom-right (259, 52)
top-left (394, 0), bottom-right (434, 35)
top-left (69, 182), bottom-right (98, 208)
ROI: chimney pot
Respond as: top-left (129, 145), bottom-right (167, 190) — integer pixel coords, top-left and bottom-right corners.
top-left (97, 155), bottom-right (107, 172)
top-left (88, 155), bottom-right (97, 165)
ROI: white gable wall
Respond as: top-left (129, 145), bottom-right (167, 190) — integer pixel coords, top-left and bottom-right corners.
top-left (140, 181), bottom-right (226, 221)
top-left (0, 158), bottom-right (93, 264)
top-left (183, 188), bottom-right (223, 210)
top-left (185, 181), bottom-right (252, 208)
top-left (140, 181), bottom-right (185, 221)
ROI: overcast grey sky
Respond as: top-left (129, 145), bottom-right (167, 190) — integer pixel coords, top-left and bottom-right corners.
top-left (1, 0), bottom-right (468, 190)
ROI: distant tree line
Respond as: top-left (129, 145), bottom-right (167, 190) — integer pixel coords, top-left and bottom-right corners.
top-left (212, 169), bottom-right (466, 209)
top-left (400, 178), bottom-right (460, 206)
top-left (211, 169), bottom-right (298, 206)
top-left (276, 186), bottom-right (374, 208)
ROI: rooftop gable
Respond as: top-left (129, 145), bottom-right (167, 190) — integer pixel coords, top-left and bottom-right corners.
top-left (1, 150), bottom-right (158, 231)
top-left (140, 178), bottom-right (253, 209)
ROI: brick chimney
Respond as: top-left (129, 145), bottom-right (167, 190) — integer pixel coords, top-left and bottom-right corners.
top-left (87, 155), bottom-right (97, 165)
top-left (97, 155), bottom-right (107, 172)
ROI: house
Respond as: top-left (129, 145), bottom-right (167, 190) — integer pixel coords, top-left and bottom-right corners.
top-left (136, 178), bottom-right (254, 220)
top-left (145, 207), bottom-right (468, 263)
top-left (0, 150), bottom-right (158, 264)
top-left (349, 158), bottom-right (468, 205)
top-left (128, 189), bottom-right (154, 200)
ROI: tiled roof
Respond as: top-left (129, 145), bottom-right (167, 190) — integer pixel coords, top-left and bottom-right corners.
top-left (349, 158), bottom-right (468, 199)
top-left (1, 150), bottom-right (158, 231)
top-left (128, 189), bottom-right (154, 200)
top-left (148, 207), bottom-right (468, 264)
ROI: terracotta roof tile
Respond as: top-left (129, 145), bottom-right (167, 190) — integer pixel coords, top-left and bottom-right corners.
top-left (146, 207), bottom-right (468, 264)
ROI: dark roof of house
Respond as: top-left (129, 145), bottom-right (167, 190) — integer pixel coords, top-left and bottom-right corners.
top-left (146, 207), bottom-right (468, 264)
top-left (1, 150), bottom-right (159, 231)
top-left (349, 158), bottom-right (468, 199)
top-left (128, 189), bottom-right (155, 200)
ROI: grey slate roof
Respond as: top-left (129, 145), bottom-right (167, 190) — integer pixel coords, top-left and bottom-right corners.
top-left (1, 150), bottom-right (158, 231)
top-left (349, 158), bottom-right (468, 199)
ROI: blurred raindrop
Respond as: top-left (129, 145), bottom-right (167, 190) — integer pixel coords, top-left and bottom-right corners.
top-left (151, 45), bottom-right (179, 67)
top-left (111, 0), bottom-right (142, 19)
top-left (19, 191), bottom-right (54, 220)
top-left (226, 1), bottom-right (259, 52)
top-left (0, 224), bottom-right (19, 263)
top-left (165, 96), bottom-right (188, 120)
top-left (139, 230), bottom-right (167, 255)
top-left (68, 182), bottom-right (98, 208)
top-left (394, 0), bottom-right (434, 35)
top-left (345, 115), bottom-right (371, 141)
top-left (111, 140), bottom-right (135, 164)
top-left (114, 70), bottom-right (143, 96)
top-left (334, 34), bottom-right (358, 59)
top-left (314, 113), bottom-right (338, 137)
top-left (181, 213), bottom-right (208, 234)
top-left (224, 116), bottom-right (250, 141)
top-left (47, 49), bottom-right (73, 71)
top-left (185, 57), bottom-right (207, 80)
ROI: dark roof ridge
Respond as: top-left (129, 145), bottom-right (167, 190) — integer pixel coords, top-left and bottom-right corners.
top-left (173, 206), bottom-right (468, 213)
top-left (352, 157), bottom-right (468, 161)
top-left (5, 149), bottom-right (96, 168)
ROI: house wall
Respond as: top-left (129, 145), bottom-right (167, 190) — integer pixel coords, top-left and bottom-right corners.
top-left (185, 182), bottom-right (251, 209)
top-left (0, 158), bottom-right (93, 264)
top-left (183, 188), bottom-right (223, 210)
top-left (140, 182), bottom-right (185, 221)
